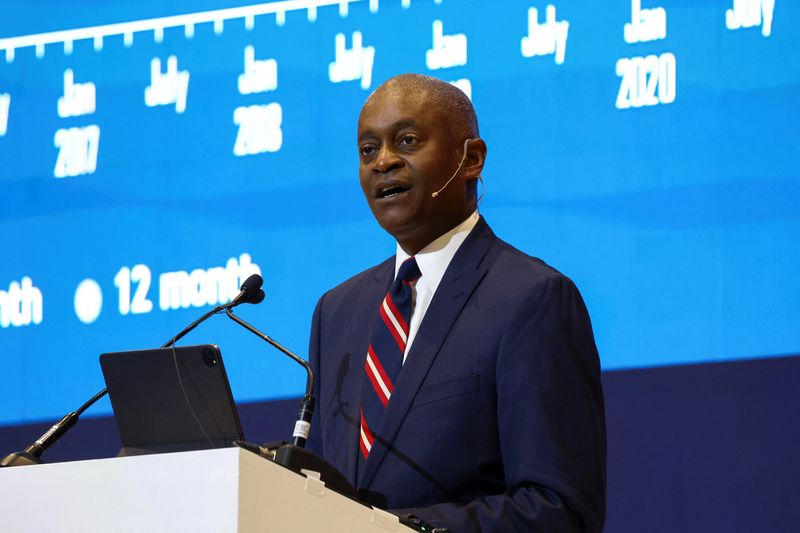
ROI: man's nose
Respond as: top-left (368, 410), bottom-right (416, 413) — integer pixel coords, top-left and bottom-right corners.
top-left (373, 144), bottom-right (404, 173)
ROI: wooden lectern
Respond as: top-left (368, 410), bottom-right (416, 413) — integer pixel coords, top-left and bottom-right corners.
top-left (0, 448), bottom-right (414, 532)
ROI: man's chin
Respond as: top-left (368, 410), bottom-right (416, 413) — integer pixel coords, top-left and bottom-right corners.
top-left (375, 214), bottom-right (414, 238)
top-left (371, 210), bottom-right (417, 239)
top-left (369, 200), bottom-right (416, 231)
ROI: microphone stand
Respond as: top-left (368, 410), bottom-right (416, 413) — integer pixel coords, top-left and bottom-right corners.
top-left (225, 307), bottom-right (313, 447)
top-left (0, 388), bottom-right (108, 467)
top-left (225, 307), bottom-right (354, 496)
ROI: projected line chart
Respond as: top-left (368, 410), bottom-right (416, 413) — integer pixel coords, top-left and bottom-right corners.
top-left (0, 0), bottom-right (795, 427)
top-left (0, 0), bottom-right (784, 331)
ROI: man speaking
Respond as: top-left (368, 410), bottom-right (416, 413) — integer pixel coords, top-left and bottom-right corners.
top-left (306, 74), bottom-right (606, 532)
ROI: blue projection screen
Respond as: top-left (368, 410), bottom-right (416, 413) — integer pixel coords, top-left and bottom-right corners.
top-left (0, 0), bottom-right (798, 426)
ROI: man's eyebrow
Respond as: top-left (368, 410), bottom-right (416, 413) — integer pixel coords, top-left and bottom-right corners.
top-left (391, 119), bottom-right (422, 131)
top-left (358, 119), bottom-right (424, 141)
top-left (358, 128), bottom-right (377, 142)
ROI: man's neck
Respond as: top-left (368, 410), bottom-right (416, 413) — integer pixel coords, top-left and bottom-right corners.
top-left (396, 211), bottom-right (480, 264)
top-left (396, 210), bottom-right (479, 256)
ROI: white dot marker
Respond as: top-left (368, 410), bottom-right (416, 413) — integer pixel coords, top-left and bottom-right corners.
top-left (74, 278), bottom-right (103, 324)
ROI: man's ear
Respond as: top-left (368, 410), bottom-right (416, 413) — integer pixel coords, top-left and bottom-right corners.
top-left (463, 138), bottom-right (487, 179)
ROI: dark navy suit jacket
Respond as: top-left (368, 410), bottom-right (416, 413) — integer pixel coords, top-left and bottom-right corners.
top-left (307, 218), bottom-right (606, 532)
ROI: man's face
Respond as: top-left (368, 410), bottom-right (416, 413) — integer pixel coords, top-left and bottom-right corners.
top-left (357, 88), bottom-right (471, 254)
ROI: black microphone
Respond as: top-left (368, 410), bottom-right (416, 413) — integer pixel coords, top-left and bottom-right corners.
top-left (162, 274), bottom-right (264, 347)
top-left (0, 274), bottom-right (265, 468)
top-left (228, 274), bottom-right (265, 307)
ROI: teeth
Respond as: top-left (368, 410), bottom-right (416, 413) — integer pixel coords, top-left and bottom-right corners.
top-left (378, 185), bottom-right (407, 198)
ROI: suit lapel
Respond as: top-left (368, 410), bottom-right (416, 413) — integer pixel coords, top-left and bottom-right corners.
top-left (358, 218), bottom-right (496, 491)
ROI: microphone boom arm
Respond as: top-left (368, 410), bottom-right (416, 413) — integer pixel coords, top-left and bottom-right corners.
top-left (225, 307), bottom-right (315, 448)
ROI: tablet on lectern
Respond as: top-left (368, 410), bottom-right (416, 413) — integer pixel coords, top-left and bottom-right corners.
top-left (100, 344), bottom-right (245, 456)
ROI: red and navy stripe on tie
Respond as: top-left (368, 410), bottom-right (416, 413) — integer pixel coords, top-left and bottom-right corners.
top-left (359, 257), bottom-right (421, 462)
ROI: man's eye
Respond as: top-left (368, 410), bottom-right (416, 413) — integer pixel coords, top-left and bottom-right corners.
top-left (360, 145), bottom-right (376, 157)
top-left (399, 135), bottom-right (417, 145)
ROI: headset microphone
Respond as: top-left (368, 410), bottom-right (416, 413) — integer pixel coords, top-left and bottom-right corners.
top-left (431, 138), bottom-right (473, 198)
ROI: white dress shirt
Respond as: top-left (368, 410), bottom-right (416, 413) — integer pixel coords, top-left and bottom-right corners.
top-left (395, 210), bottom-right (480, 362)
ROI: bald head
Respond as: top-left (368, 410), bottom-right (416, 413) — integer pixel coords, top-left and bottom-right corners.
top-left (362, 74), bottom-right (479, 143)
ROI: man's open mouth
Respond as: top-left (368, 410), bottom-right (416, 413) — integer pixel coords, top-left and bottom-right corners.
top-left (376, 184), bottom-right (411, 199)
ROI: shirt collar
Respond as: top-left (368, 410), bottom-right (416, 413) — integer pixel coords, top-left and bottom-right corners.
top-left (395, 210), bottom-right (480, 290)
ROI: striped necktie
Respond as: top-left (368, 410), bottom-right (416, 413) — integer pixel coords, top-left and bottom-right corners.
top-left (359, 257), bottom-right (421, 463)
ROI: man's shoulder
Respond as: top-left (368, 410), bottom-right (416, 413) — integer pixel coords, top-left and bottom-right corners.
top-left (320, 255), bottom-right (393, 302)
top-left (473, 231), bottom-right (588, 313)
top-left (486, 233), bottom-right (568, 285)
